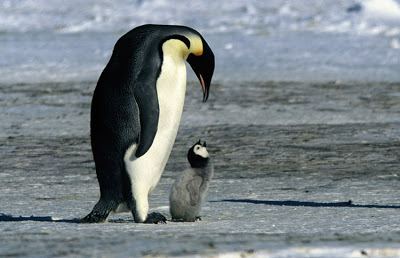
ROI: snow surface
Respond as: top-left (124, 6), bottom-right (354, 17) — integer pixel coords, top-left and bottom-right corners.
top-left (0, 0), bottom-right (399, 83)
top-left (1, 0), bottom-right (400, 257)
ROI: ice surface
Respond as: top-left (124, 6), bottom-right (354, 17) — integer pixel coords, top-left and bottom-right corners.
top-left (363, 0), bottom-right (400, 21)
top-left (1, 81), bottom-right (400, 257)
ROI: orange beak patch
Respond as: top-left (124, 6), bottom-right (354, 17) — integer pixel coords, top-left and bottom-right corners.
top-left (193, 50), bottom-right (203, 56)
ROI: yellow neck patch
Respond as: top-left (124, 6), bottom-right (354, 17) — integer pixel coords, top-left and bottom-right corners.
top-left (162, 34), bottom-right (203, 60)
top-left (187, 34), bottom-right (203, 57)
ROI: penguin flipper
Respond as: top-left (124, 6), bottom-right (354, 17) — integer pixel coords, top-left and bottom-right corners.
top-left (187, 176), bottom-right (203, 206)
top-left (134, 77), bottom-right (160, 158)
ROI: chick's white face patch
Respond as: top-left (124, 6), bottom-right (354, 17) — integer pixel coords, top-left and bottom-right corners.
top-left (193, 144), bottom-right (209, 158)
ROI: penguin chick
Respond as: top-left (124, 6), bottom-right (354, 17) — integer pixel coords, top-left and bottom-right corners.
top-left (169, 140), bottom-right (214, 222)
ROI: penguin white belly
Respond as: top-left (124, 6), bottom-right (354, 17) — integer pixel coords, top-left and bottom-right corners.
top-left (123, 54), bottom-right (187, 221)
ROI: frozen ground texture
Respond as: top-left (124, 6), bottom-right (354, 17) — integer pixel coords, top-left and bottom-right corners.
top-left (0, 0), bottom-right (399, 83)
top-left (1, 0), bottom-right (400, 257)
top-left (1, 81), bottom-right (400, 257)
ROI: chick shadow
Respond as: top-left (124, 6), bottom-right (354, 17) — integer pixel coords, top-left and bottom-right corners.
top-left (212, 199), bottom-right (400, 209)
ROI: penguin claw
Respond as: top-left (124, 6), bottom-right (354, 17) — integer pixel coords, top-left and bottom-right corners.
top-left (144, 212), bottom-right (167, 224)
top-left (171, 218), bottom-right (185, 222)
top-left (80, 212), bottom-right (108, 223)
top-left (80, 218), bottom-right (98, 223)
top-left (170, 216), bottom-right (202, 222)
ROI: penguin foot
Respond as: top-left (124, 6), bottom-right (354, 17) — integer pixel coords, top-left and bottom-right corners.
top-left (171, 218), bottom-right (185, 222)
top-left (171, 216), bottom-right (201, 222)
top-left (80, 211), bottom-right (109, 223)
top-left (144, 212), bottom-right (167, 224)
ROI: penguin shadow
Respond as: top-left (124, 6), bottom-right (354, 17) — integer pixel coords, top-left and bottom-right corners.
top-left (212, 199), bottom-right (400, 209)
top-left (0, 213), bottom-right (162, 224)
top-left (0, 213), bottom-right (81, 223)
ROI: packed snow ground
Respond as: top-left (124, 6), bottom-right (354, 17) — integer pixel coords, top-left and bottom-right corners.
top-left (1, 0), bottom-right (400, 256)
top-left (1, 81), bottom-right (400, 257)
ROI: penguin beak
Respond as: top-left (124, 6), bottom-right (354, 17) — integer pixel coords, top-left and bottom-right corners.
top-left (187, 38), bottom-right (215, 102)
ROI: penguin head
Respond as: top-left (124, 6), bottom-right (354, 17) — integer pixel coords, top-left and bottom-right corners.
top-left (185, 36), bottom-right (215, 102)
top-left (187, 139), bottom-right (209, 168)
top-left (160, 26), bottom-right (214, 102)
top-left (106, 25), bottom-right (214, 103)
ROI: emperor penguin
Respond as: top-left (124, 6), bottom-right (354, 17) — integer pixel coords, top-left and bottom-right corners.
top-left (81, 24), bottom-right (215, 224)
top-left (169, 140), bottom-right (214, 222)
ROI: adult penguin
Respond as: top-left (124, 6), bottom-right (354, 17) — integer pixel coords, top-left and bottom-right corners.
top-left (81, 24), bottom-right (215, 224)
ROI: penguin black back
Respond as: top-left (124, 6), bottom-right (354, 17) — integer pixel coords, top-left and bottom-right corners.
top-left (94, 24), bottom-right (214, 158)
